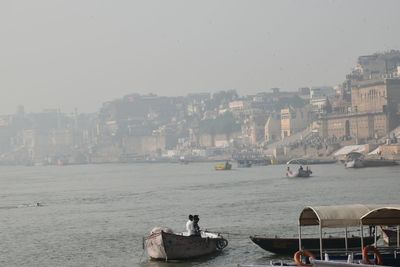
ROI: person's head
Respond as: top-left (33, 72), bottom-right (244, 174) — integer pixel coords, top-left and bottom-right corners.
top-left (193, 215), bottom-right (199, 222)
top-left (188, 214), bottom-right (193, 221)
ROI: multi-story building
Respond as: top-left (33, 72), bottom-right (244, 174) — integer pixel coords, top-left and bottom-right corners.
top-left (280, 106), bottom-right (311, 139)
top-left (343, 50), bottom-right (400, 100)
top-left (247, 114), bottom-right (268, 145)
top-left (264, 113), bottom-right (281, 143)
top-left (21, 128), bottom-right (75, 163)
top-left (310, 86), bottom-right (336, 114)
top-left (320, 78), bottom-right (400, 140)
top-left (354, 51), bottom-right (400, 80)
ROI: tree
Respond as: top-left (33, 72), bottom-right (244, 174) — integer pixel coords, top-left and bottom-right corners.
top-left (199, 112), bottom-right (241, 135)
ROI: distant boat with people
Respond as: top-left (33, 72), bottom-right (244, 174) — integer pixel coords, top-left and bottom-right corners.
top-left (286, 168), bottom-right (312, 177)
top-left (215, 161), bottom-right (232, 170)
top-left (179, 156), bottom-right (189, 164)
top-left (286, 166), bottom-right (312, 177)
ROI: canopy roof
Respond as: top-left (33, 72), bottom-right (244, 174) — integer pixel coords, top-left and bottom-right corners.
top-left (286, 158), bottom-right (308, 165)
top-left (361, 206), bottom-right (400, 226)
top-left (299, 204), bottom-right (383, 228)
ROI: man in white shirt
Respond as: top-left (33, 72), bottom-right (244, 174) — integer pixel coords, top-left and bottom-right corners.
top-left (186, 214), bottom-right (194, 236)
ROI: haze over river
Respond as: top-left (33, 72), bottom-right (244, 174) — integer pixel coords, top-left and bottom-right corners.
top-left (1, 163), bottom-right (399, 267)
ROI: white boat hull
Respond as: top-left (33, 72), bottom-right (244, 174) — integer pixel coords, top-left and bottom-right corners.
top-left (145, 229), bottom-right (227, 260)
top-left (286, 170), bottom-right (312, 177)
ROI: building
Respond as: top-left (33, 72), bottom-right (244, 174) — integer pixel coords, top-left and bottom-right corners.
top-left (280, 106), bottom-right (311, 139)
top-left (309, 86), bottom-right (335, 114)
top-left (247, 114), bottom-right (268, 145)
top-left (320, 78), bottom-right (400, 140)
top-left (354, 50), bottom-right (400, 80)
top-left (310, 86), bottom-right (336, 99)
top-left (264, 113), bottom-right (281, 143)
top-left (298, 87), bottom-right (311, 101)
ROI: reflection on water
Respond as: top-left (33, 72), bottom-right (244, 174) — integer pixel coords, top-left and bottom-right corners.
top-left (0, 163), bottom-right (399, 266)
top-left (139, 251), bottom-right (225, 267)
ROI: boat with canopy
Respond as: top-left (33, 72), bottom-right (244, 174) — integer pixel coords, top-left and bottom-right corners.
top-left (312, 205), bottom-right (400, 267)
top-left (242, 204), bottom-right (400, 267)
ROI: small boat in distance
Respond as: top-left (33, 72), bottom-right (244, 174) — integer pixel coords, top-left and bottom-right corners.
top-left (144, 227), bottom-right (228, 260)
top-left (286, 166), bottom-right (312, 177)
top-left (237, 159), bottom-right (252, 168)
top-left (215, 161), bottom-right (232, 170)
top-left (179, 156), bottom-right (189, 164)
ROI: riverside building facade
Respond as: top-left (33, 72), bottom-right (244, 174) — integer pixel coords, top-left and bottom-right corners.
top-left (320, 78), bottom-right (400, 141)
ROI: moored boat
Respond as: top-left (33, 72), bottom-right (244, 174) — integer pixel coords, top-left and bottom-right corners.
top-left (345, 158), bottom-right (399, 168)
top-left (344, 152), bottom-right (399, 168)
top-left (250, 235), bottom-right (376, 255)
top-left (310, 206), bottom-right (400, 267)
top-left (144, 227), bottom-right (228, 260)
top-left (241, 204), bottom-right (400, 267)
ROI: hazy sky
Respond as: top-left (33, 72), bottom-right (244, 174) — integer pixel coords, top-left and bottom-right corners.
top-left (1, 0), bottom-right (399, 115)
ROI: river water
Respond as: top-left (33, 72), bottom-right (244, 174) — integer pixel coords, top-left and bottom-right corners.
top-left (1, 162), bottom-right (399, 267)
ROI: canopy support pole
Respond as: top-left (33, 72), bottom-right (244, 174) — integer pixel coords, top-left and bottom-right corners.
top-left (397, 225), bottom-right (399, 248)
top-left (374, 226), bottom-right (377, 246)
top-left (298, 223), bottom-right (302, 251)
top-left (360, 225), bottom-right (364, 252)
top-left (319, 223), bottom-right (323, 260)
top-left (345, 227), bottom-right (348, 252)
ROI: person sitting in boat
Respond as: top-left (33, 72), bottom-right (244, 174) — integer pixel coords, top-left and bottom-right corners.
top-left (305, 166), bottom-right (312, 173)
top-left (186, 214), bottom-right (194, 236)
top-left (298, 165), bottom-right (304, 173)
top-left (369, 225), bottom-right (375, 236)
top-left (193, 215), bottom-right (201, 236)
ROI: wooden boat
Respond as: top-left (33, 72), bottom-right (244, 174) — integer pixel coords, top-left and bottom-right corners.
top-left (286, 169), bottom-right (312, 177)
top-left (345, 158), bottom-right (399, 168)
top-left (310, 206), bottom-right (400, 267)
top-left (344, 152), bottom-right (398, 168)
top-left (215, 162), bottom-right (232, 170)
top-left (144, 227), bottom-right (228, 260)
top-left (243, 205), bottom-right (400, 267)
top-left (250, 235), bottom-right (377, 255)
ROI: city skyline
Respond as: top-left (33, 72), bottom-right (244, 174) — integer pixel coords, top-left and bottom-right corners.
top-left (1, 0), bottom-right (400, 114)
